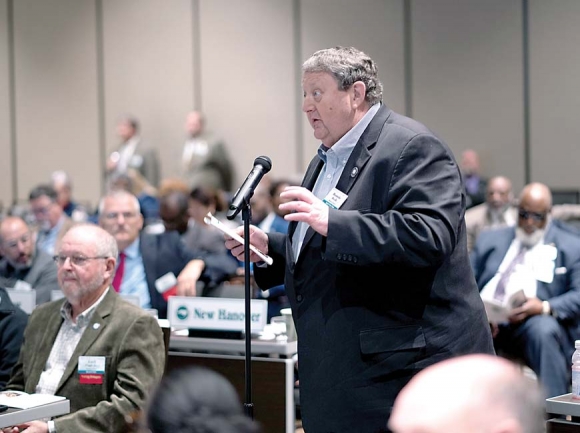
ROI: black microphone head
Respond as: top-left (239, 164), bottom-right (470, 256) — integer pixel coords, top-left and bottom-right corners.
top-left (254, 156), bottom-right (272, 173)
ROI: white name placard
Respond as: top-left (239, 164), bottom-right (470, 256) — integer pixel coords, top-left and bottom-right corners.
top-left (6, 289), bottom-right (36, 314)
top-left (167, 296), bottom-right (268, 332)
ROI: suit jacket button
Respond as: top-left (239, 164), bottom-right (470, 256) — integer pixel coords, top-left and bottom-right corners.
top-left (296, 294), bottom-right (303, 302)
top-left (336, 253), bottom-right (342, 260)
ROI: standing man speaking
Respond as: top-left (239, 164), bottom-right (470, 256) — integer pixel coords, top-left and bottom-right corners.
top-left (225, 46), bottom-right (494, 433)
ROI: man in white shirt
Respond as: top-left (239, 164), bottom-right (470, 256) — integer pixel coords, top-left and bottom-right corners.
top-left (471, 182), bottom-right (580, 397)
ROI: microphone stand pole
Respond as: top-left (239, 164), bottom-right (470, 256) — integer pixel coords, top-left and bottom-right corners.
top-left (241, 203), bottom-right (254, 419)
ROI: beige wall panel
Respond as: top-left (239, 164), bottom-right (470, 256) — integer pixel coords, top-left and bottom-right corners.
top-left (0, 0), bottom-right (12, 208)
top-left (412, 0), bottom-right (525, 193)
top-left (102, 0), bottom-right (194, 188)
top-left (299, 0), bottom-right (405, 170)
top-left (529, 0), bottom-right (580, 190)
top-left (199, 0), bottom-right (297, 186)
top-left (13, 0), bottom-right (100, 205)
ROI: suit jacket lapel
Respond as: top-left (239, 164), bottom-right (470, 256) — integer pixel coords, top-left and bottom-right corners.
top-left (298, 105), bottom-right (392, 250)
top-left (288, 158), bottom-right (324, 239)
top-left (56, 290), bottom-right (115, 392)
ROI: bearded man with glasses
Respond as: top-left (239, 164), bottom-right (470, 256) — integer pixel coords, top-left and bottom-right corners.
top-left (471, 182), bottom-right (580, 398)
top-left (3, 223), bottom-right (165, 433)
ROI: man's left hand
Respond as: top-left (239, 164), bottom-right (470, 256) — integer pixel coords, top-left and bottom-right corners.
top-left (508, 297), bottom-right (543, 324)
top-left (279, 186), bottom-right (329, 236)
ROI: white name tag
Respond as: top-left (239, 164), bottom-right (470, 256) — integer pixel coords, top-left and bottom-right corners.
top-left (6, 289), bottom-right (36, 314)
top-left (78, 356), bottom-right (105, 374)
top-left (167, 296), bottom-right (268, 332)
top-left (155, 272), bottom-right (178, 294)
top-left (322, 188), bottom-right (347, 209)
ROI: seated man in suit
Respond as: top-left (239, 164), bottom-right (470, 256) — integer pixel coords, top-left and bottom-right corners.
top-left (4, 223), bottom-right (165, 432)
top-left (389, 354), bottom-right (545, 433)
top-left (471, 182), bottom-right (580, 397)
top-left (0, 287), bottom-right (28, 390)
top-left (98, 190), bottom-right (209, 319)
top-left (460, 149), bottom-right (487, 209)
top-left (29, 184), bottom-right (75, 256)
top-left (0, 216), bottom-right (60, 305)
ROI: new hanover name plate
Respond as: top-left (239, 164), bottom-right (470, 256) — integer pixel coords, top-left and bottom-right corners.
top-left (167, 296), bottom-right (268, 332)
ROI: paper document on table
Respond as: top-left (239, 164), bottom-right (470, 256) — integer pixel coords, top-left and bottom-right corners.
top-left (482, 289), bottom-right (527, 323)
top-left (203, 212), bottom-right (273, 265)
top-left (0, 391), bottom-right (66, 409)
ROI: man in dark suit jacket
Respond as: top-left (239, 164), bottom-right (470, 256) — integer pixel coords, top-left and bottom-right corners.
top-left (471, 182), bottom-right (580, 398)
top-left (99, 190), bottom-right (212, 319)
top-left (5, 224), bottom-right (165, 432)
top-left (225, 46), bottom-right (494, 433)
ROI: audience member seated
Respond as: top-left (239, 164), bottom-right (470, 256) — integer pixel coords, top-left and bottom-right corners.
top-left (157, 190), bottom-right (238, 295)
top-left (29, 184), bottom-right (75, 256)
top-left (107, 172), bottom-right (160, 225)
top-left (460, 149), bottom-right (487, 209)
top-left (145, 365), bottom-right (262, 433)
top-left (466, 175), bottom-right (580, 252)
top-left (0, 287), bottom-right (27, 390)
top-left (50, 170), bottom-right (89, 222)
top-left (106, 114), bottom-right (160, 188)
top-left (179, 110), bottom-right (235, 192)
top-left (389, 354), bottom-right (545, 433)
top-left (98, 190), bottom-right (209, 319)
top-left (465, 175), bottom-right (516, 252)
top-left (3, 224), bottom-right (165, 432)
top-left (470, 182), bottom-right (580, 397)
top-left (0, 216), bottom-right (59, 305)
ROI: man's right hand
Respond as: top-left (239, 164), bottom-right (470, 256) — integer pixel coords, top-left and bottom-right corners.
top-left (224, 225), bottom-right (268, 263)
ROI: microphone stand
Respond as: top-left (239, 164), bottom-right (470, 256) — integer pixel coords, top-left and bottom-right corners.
top-left (241, 203), bottom-right (254, 419)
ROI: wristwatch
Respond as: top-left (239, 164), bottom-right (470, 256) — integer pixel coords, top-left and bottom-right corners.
top-left (542, 300), bottom-right (552, 316)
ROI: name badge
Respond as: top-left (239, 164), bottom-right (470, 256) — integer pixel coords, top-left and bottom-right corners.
top-left (155, 272), bottom-right (178, 301)
top-left (322, 188), bottom-right (347, 209)
top-left (78, 356), bottom-right (105, 385)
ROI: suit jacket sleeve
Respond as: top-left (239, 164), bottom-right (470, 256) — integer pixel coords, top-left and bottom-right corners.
top-left (327, 132), bottom-right (463, 268)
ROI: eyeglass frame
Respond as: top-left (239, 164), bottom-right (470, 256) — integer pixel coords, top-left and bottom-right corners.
top-left (52, 255), bottom-right (110, 267)
top-left (102, 211), bottom-right (139, 221)
top-left (517, 208), bottom-right (548, 222)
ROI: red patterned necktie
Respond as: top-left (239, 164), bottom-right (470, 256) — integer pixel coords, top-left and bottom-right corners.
top-left (112, 252), bottom-right (126, 292)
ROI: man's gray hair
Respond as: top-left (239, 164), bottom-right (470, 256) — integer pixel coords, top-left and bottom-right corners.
top-left (98, 190), bottom-right (141, 216)
top-left (302, 46), bottom-right (383, 105)
top-left (61, 223), bottom-right (118, 258)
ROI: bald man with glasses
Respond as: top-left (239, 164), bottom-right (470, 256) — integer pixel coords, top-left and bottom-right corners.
top-left (0, 216), bottom-right (59, 305)
top-left (470, 182), bottom-right (580, 398)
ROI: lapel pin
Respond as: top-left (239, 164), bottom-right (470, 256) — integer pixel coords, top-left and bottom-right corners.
top-left (350, 167), bottom-right (358, 178)
top-left (93, 323), bottom-right (101, 330)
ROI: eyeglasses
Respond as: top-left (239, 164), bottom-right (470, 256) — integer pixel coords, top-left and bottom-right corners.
top-left (103, 211), bottom-right (138, 220)
top-left (518, 209), bottom-right (547, 222)
top-left (31, 205), bottom-right (52, 216)
top-left (2, 234), bottom-right (32, 249)
top-left (52, 255), bottom-right (109, 267)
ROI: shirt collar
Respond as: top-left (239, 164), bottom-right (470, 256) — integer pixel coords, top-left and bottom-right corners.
top-left (60, 287), bottom-right (110, 327)
top-left (317, 102), bottom-right (381, 163)
top-left (123, 237), bottom-right (141, 258)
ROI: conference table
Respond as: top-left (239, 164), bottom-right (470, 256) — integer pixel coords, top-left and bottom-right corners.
top-left (167, 330), bottom-right (298, 433)
top-left (546, 393), bottom-right (580, 432)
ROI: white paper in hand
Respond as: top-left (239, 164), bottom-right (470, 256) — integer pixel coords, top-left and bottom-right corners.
top-left (203, 212), bottom-right (273, 265)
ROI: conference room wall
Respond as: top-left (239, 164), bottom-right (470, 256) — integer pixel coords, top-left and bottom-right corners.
top-left (0, 0), bottom-right (578, 208)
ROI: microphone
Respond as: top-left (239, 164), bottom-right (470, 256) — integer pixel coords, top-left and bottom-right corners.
top-left (227, 156), bottom-right (272, 220)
